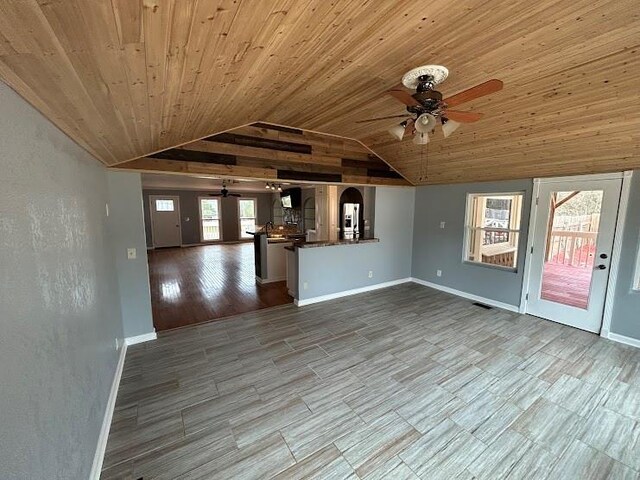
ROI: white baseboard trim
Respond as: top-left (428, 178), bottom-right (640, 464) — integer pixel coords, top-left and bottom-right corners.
top-left (294, 278), bottom-right (412, 306)
top-left (256, 275), bottom-right (286, 284)
top-left (90, 342), bottom-right (127, 479)
top-left (125, 331), bottom-right (157, 346)
top-left (606, 332), bottom-right (640, 349)
top-left (410, 277), bottom-right (521, 313)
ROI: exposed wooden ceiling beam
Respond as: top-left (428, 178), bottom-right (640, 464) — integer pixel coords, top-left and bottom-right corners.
top-left (114, 157), bottom-right (410, 186)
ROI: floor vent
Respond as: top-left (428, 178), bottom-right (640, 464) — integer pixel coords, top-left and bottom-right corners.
top-left (472, 302), bottom-right (493, 309)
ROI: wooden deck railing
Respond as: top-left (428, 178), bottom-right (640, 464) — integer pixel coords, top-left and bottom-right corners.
top-left (546, 230), bottom-right (597, 267)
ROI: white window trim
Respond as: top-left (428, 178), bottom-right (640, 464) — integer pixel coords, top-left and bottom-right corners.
top-left (463, 192), bottom-right (525, 271)
top-left (238, 197), bottom-right (258, 239)
top-left (198, 197), bottom-right (222, 242)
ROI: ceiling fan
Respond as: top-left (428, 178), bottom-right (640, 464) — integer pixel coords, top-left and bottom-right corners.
top-left (208, 180), bottom-right (242, 198)
top-left (357, 65), bottom-right (503, 144)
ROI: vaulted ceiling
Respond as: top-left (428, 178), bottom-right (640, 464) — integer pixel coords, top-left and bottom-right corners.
top-left (0, 0), bottom-right (638, 185)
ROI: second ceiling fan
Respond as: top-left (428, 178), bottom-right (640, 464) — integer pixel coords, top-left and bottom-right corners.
top-left (358, 65), bottom-right (503, 144)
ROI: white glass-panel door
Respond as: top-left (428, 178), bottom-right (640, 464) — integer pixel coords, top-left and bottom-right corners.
top-left (525, 178), bottom-right (622, 332)
top-left (199, 197), bottom-right (221, 241)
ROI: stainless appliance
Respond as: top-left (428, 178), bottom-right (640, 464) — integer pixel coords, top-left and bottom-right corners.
top-left (343, 203), bottom-right (360, 240)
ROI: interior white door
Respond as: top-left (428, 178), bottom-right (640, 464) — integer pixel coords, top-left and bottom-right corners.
top-left (150, 195), bottom-right (182, 248)
top-left (525, 178), bottom-right (622, 332)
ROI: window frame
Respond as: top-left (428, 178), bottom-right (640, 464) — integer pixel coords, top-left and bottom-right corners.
top-left (238, 197), bottom-right (258, 239)
top-left (155, 198), bottom-right (175, 212)
top-left (463, 192), bottom-right (525, 272)
top-left (198, 196), bottom-right (222, 243)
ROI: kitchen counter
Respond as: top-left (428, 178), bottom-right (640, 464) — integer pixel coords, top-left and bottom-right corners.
top-left (284, 238), bottom-right (379, 251)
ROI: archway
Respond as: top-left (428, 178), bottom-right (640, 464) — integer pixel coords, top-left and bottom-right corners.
top-left (339, 187), bottom-right (364, 239)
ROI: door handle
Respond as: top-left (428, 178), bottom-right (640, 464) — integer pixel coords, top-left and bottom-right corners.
top-left (595, 264), bottom-right (607, 270)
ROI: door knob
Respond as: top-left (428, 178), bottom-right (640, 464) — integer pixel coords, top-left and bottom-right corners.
top-left (599, 253), bottom-right (608, 259)
top-left (596, 264), bottom-right (607, 270)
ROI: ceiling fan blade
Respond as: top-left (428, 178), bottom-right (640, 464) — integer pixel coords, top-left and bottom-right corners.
top-left (387, 88), bottom-right (421, 107)
top-left (404, 118), bottom-right (415, 137)
top-left (355, 114), bottom-right (411, 124)
top-left (443, 110), bottom-right (483, 123)
top-left (230, 193), bottom-right (242, 197)
top-left (443, 79), bottom-right (503, 107)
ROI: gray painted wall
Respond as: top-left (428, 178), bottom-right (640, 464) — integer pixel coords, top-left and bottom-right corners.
top-left (611, 172), bottom-right (640, 339)
top-left (297, 187), bottom-right (414, 300)
top-left (412, 179), bottom-right (533, 307)
top-left (143, 189), bottom-right (272, 246)
top-left (108, 172), bottom-right (155, 338)
top-left (0, 82), bottom-right (124, 479)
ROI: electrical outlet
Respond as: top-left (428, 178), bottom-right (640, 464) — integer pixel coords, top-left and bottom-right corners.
top-left (436, 269), bottom-right (442, 277)
top-left (127, 248), bottom-right (137, 259)
top-left (303, 282), bottom-right (308, 290)
top-left (440, 221), bottom-right (446, 229)
top-left (115, 338), bottom-right (120, 351)
top-left (368, 270), bottom-right (373, 278)
top-left (105, 203), bottom-right (110, 217)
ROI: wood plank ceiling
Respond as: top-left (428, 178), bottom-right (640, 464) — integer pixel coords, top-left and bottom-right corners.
top-left (0, 0), bottom-right (638, 185)
top-left (117, 122), bottom-right (410, 185)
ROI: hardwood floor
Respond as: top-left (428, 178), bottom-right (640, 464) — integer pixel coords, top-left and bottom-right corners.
top-left (541, 263), bottom-right (592, 309)
top-left (102, 283), bottom-right (640, 479)
top-left (148, 243), bottom-right (292, 331)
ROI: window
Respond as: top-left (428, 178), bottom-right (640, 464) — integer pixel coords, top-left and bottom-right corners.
top-left (199, 198), bottom-right (221, 241)
top-left (155, 199), bottom-right (175, 212)
top-left (464, 193), bottom-right (524, 269)
top-left (238, 198), bottom-right (257, 239)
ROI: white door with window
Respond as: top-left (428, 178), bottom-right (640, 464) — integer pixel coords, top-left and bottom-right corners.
top-left (199, 197), bottom-right (222, 241)
top-left (524, 177), bottom-right (622, 332)
top-left (150, 195), bottom-right (182, 248)
top-left (238, 198), bottom-right (257, 239)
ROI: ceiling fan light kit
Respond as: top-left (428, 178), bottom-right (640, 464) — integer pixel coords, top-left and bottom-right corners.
top-left (414, 113), bottom-right (437, 134)
top-left (442, 119), bottom-right (461, 138)
top-left (388, 123), bottom-right (406, 141)
top-left (360, 65), bottom-right (502, 143)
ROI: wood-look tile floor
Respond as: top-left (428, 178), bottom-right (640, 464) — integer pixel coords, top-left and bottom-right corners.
top-left (102, 283), bottom-right (640, 480)
top-left (148, 243), bottom-right (292, 331)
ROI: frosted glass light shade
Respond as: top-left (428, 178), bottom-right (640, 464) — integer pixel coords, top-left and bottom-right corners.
top-left (413, 132), bottom-right (429, 145)
top-left (442, 120), bottom-right (461, 138)
top-left (414, 113), bottom-right (436, 133)
top-left (388, 124), bottom-right (405, 141)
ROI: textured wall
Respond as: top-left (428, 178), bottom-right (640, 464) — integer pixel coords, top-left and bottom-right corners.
top-left (0, 83), bottom-right (124, 478)
top-left (108, 172), bottom-right (154, 338)
top-left (143, 189), bottom-right (272, 246)
top-left (611, 172), bottom-right (640, 340)
top-left (412, 179), bottom-right (533, 307)
top-left (297, 187), bottom-right (414, 300)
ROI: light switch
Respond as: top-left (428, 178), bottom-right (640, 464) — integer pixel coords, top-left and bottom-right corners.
top-left (127, 248), bottom-right (137, 260)
top-left (440, 221), bottom-right (446, 229)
